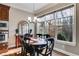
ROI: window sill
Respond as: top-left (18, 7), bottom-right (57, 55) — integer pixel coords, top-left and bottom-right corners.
top-left (55, 38), bottom-right (76, 46)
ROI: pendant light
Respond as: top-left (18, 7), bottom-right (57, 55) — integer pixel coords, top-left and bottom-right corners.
top-left (27, 3), bottom-right (38, 22)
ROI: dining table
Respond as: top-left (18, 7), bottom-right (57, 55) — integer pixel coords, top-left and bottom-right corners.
top-left (26, 38), bottom-right (47, 56)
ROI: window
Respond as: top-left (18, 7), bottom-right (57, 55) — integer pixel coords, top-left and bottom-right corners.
top-left (28, 23), bottom-right (35, 34)
top-left (62, 8), bottom-right (71, 17)
top-left (46, 14), bottom-right (55, 20)
top-left (55, 11), bottom-right (62, 19)
top-left (37, 22), bottom-right (47, 34)
top-left (40, 16), bottom-right (46, 22)
top-left (22, 24), bottom-right (29, 35)
top-left (46, 15), bottom-right (51, 20)
top-left (56, 16), bottom-right (73, 42)
top-left (56, 7), bottom-right (74, 42)
top-left (18, 22), bottom-right (29, 35)
top-left (38, 6), bottom-right (76, 46)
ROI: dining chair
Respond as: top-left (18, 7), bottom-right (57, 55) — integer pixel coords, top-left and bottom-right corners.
top-left (20, 35), bottom-right (35, 56)
top-left (39, 38), bottom-right (54, 56)
top-left (36, 34), bottom-right (50, 51)
top-left (35, 34), bottom-right (50, 56)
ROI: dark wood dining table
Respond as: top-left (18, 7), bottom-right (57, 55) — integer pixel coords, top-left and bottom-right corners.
top-left (26, 38), bottom-right (47, 56)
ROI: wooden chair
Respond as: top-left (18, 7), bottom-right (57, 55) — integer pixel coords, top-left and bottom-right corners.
top-left (20, 35), bottom-right (35, 56)
top-left (39, 38), bottom-right (54, 56)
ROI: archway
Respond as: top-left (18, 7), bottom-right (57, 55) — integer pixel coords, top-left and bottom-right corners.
top-left (18, 20), bottom-right (29, 35)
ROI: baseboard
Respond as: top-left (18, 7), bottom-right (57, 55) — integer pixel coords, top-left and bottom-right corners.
top-left (8, 44), bottom-right (16, 48)
top-left (8, 44), bottom-right (21, 49)
top-left (8, 45), bottom-right (78, 56)
top-left (54, 47), bottom-right (78, 56)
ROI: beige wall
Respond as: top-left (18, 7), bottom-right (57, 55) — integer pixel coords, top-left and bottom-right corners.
top-left (36, 3), bottom-right (79, 55)
top-left (8, 7), bottom-right (34, 48)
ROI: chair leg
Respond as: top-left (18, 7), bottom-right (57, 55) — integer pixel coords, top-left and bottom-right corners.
top-left (21, 47), bottom-right (24, 56)
top-left (30, 49), bottom-right (35, 56)
top-left (21, 47), bottom-right (27, 56)
top-left (37, 51), bottom-right (40, 56)
top-left (50, 51), bottom-right (52, 56)
top-left (30, 52), bottom-right (35, 56)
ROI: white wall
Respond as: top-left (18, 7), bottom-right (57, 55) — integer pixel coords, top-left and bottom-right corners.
top-left (8, 7), bottom-right (34, 48)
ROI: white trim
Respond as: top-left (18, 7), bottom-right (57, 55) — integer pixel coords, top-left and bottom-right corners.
top-left (8, 44), bottom-right (16, 48)
top-left (55, 4), bottom-right (76, 46)
top-left (55, 39), bottom-right (76, 46)
top-left (54, 47), bottom-right (78, 56)
top-left (37, 4), bottom-right (74, 17)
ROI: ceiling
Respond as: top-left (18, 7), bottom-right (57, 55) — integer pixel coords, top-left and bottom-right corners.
top-left (3, 3), bottom-right (49, 13)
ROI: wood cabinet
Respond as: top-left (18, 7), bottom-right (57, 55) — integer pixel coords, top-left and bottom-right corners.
top-left (0, 42), bottom-right (8, 53)
top-left (0, 6), bottom-right (2, 20)
top-left (0, 4), bottom-right (10, 21)
top-left (0, 4), bottom-right (9, 54)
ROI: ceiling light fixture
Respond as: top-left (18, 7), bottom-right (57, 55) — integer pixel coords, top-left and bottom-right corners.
top-left (27, 3), bottom-right (39, 22)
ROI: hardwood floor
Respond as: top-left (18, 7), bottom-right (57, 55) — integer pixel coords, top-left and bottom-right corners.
top-left (0, 47), bottom-right (68, 56)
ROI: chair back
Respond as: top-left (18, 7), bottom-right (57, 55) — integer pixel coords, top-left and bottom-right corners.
top-left (45, 38), bottom-right (54, 56)
top-left (36, 34), bottom-right (42, 38)
top-left (42, 34), bottom-right (50, 39)
top-left (19, 35), bottom-right (30, 48)
top-left (19, 35), bottom-right (35, 55)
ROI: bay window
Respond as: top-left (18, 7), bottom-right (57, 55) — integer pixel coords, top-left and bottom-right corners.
top-left (37, 5), bottom-right (76, 46)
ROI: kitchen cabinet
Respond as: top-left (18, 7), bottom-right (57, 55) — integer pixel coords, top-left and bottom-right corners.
top-left (0, 4), bottom-right (10, 54)
top-left (0, 4), bottom-right (10, 21)
top-left (0, 42), bottom-right (8, 54)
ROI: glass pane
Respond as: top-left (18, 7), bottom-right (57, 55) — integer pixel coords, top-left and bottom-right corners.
top-left (41, 16), bottom-right (46, 22)
top-left (70, 7), bottom-right (74, 16)
top-left (37, 23), bottom-right (40, 34)
top-left (46, 15), bottom-right (51, 20)
top-left (62, 8), bottom-right (72, 17)
top-left (28, 23), bottom-right (34, 34)
top-left (57, 16), bottom-right (72, 42)
top-left (49, 20), bottom-right (56, 37)
top-left (37, 22), bottom-right (44, 34)
top-left (40, 22), bottom-right (45, 34)
top-left (56, 11), bottom-right (62, 19)
top-left (22, 24), bottom-right (29, 35)
top-left (49, 14), bottom-right (55, 20)
top-left (18, 24), bottom-right (22, 35)
top-left (44, 21), bottom-right (49, 34)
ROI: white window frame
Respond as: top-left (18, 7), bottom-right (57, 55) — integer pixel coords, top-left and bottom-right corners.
top-left (38, 4), bottom-right (76, 46)
top-left (55, 4), bottom-right (76, 46)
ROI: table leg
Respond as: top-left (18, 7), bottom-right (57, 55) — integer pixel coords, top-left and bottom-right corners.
top-left (32, 46), bottom-right (39, 56)
top-left (37, 51), bottom-right (39, 56)
top-left (32, 46), bottom-right (35, 56)
top-left (36, 47), bottom-right (39, 56)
